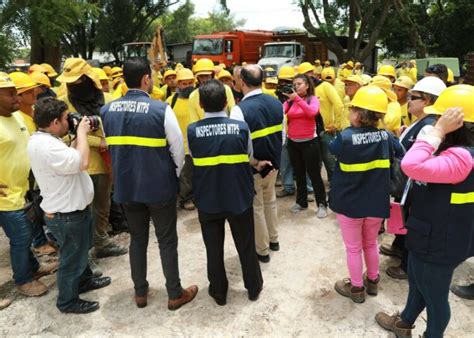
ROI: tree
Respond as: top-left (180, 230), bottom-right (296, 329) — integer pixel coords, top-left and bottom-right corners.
top-left (0, 32), bottom-right (16, 70)
top-left (299, 0), bottom-right (392, 62)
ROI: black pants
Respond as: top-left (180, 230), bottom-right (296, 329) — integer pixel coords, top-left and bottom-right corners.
top-left (122, 198), bottom-right (182, 299)
top-left (198, 207), bottom-right (263, 299)
top-left (401, 253), bottom-right (458, 338)
top-left (287, 138), bottom-right (327, 207)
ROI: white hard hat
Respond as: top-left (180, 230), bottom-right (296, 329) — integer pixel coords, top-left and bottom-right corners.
top-left (411, 76), bottom-right (446, 97)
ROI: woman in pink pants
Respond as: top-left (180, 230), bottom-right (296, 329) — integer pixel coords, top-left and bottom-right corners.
top-left (329, 85), bottom-right (403, 303)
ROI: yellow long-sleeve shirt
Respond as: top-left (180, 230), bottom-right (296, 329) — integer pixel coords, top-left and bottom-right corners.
top-left (189, 84), bottom-right (235, 122)
top-left (341, 96), bottom-right (351, 130)
top-left (314, 81), bottom-right (345, 131)
top-left (166, 94), bottom-right (191, 154)
top-left (334, 78), bottom-right (346, 101)
top-left (379, 101), bottom-right (402, 134)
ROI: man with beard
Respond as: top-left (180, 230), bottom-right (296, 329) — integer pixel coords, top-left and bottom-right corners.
top-left (101, 57), bottom-right (198, 309)
top-left (57, 58), bottom-right (127, 267)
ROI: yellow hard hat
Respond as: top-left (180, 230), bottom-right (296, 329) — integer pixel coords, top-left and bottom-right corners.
top-left (28, 64), bottom-right (47, 74)
top-left (297, 62), bottom-right (314, 75)
top-left (0, 72), bottom-right (16, 89)
top-left (174, 63), bottom-right (184, 71)
top-left (163, 69), bottom-right (177, 80)
top-left (278, 66), bottom-right (296, 80)
top-left (344, 75), bottom-right (364, 86)
top-left (361, 74), bottom-right (372, 86)
top-left (8, 71), bottom-right (40, 94)
top-left (324, 61), bottom-right (330, 66)
top-left (194, 58), bottom-right (215, 75)
top-left (176, 68), bottom-right (194, 82)
top-left (347, 61), bottom-right (354, 68)
top-left (92, 67), bottom-right (109, 81)
top-left (40, 63), bottom-right (58, 77)
top-left (409, 59), bottom-right (416, 66)
top-left (355, 62), bottom-right (362, 67)
top-left (102, 65), bottom-right (112, 76)
top-left (30, 71), bottom-right (52, 88)
top-left (314, 59), bottom-right (321, 64)
top-left (377, 64), bottom-right (396, 78)
top-left (321, 67), bottom-right (335, 80)
top-left (447, 68), bottom-right (454, 83)
top-left (370, 75), bottom-right (397, 101)
top-left (265, 77), bottom-right (278, 85)
top-left (393, 76), bottom-right (414, 90)
top-left (350, 85), bottom-right (388, 114)
top-left (218, 63), bottom-right (226, 69)
top-left (217, 70), bottom-right (233, 81)
top-left (110, 66), bottom-right (123, 79)
top-left (56, 58), bottom-right (102, 89)
top-left (424, 84), bottom-right (474, 123)
top-left (264, 67), bottom-right (275, 72)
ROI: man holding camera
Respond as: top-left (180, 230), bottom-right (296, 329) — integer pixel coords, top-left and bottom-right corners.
top-left (230, 64), bottom-right (284, 264)
top-left (28, 97), bottom-right (111, 314)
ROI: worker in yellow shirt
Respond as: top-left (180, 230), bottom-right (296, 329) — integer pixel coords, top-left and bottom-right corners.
top-left (297, 62), bottom-right (344, 182)
top-left (314, 59), bottom-right (323, 78)
top-left (161, 69), bottom-right (177, 100)
top-left (371, 75), bottom-right (402, 134)
top-left (377, 64), bottom-right (397, 83)
top-left (341, 75), bottom-right (364, 130)
top-left (151, 61), bottom-right (165, 87)
top-left (321, 67), bottom-right (345, 100)
top-left (57, 58), bottom-right (127, 262)
top-left (189, 58), bottom-right (235, 122)
top-left (262, 77), bottom-right (278, 98)
top-left (30, 71), bottom-right (56, 99)
top-left (92, 68), bottom-right (111, 94)
top-left (407, 60), bottom-right (418, 83)
top-left (40, 63), bottom-right (58, 86)
top-left (166, 68), bottom-right (195, 210)
top-left (393, 76), bottom-right (414, 129)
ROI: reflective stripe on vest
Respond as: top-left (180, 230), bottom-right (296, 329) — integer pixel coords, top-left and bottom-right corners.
top-left (192, 154), bottom-right (249, 167)
top-left (106, 136), bottom-right (167, 147)
top-left (339, 159), bottom-right (390, 172)
top-left (250, 124), bottom-right (282, 140)
top-left (450, 192), bottom-right (474, 205)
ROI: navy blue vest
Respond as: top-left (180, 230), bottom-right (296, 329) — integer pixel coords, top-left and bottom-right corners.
top-left (400, 115), bottom-right (436, 152)
top-left (187, 116), bottom-right (254, 214)
top-left (238, 93), bottom-right (283, 169)
top-left (406, 147), bottom-right (474, 265)
top-left (101, 90), bottom-right (177, 203)
top-left (330, 127), bottom-right (391, 218)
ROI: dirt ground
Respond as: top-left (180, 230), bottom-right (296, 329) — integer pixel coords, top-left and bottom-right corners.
top-left (0, 194), bottom-right (473, 337)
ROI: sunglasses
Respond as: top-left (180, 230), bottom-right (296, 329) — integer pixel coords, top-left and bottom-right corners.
top-left (409, 95), bottom-right (424, 101)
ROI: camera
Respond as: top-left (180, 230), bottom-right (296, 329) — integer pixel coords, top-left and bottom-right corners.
top-left (67, 112), bottom-right (100, 133)
top-left (281, 84), bottom-right (295, 94)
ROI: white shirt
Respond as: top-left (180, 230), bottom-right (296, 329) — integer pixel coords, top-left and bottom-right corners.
top-left (164, 105), bottom-right (185, 176)
top-left (27, 131), bottom-right (94, 213)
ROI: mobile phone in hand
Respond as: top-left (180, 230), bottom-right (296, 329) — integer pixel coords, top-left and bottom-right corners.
top-left (259, 163), bottom-right (274, 178)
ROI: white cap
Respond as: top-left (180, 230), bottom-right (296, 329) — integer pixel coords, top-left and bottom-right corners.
top-left (411, 76), bottom-right (446, 97)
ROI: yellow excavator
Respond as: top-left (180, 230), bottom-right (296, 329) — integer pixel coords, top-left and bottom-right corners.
top-left (122, 25), bottom-right (167, 65)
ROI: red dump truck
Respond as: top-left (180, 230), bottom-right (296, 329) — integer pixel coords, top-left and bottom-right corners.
top-left (191, 30), bottom-right (274, 67)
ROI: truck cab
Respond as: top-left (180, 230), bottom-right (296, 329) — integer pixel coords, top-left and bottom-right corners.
top-left (258, 41), bottom-right (305, 72)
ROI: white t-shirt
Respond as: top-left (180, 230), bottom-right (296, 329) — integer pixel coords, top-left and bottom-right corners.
top-left (27, 131), bottom-right (94, 213)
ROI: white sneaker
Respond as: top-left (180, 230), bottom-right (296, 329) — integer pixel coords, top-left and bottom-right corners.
top-left (317, 204), bottom-right (328, 218)
top-left (290, 203), bottom-right (307, 213)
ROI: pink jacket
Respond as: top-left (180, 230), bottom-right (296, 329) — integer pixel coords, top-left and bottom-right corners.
top-left (283, 95), bottom-right (320, 140)
top-left (401, 140), bottom-right (473, 184)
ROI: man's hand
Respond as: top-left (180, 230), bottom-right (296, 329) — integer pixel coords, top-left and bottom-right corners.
top-left (77, 116), bottom-right (92, 135)
top-left (0, 184), bottom-right (8, 197)
top-left (433, 108), bottom-right (464, 136)
top-left (255, 160), bottom-right (274, 173)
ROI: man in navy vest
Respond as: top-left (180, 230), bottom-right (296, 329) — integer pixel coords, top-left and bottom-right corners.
top-left (101, 57), bottom-right (198, 310)
top-left (230, 65), bottom-right (284, 263)
top-left (188, 80), bottom-right (269, 305)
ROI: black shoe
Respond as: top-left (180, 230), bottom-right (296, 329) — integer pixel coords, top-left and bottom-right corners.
top-left (95, 244), bottom-right (128, 259)
top-left (61, 299), bottom-right (100, 314)
top-left (79, 276), bottom-right (112, 294)
top-left (269, 242), bottom-right (280, 251)
top-left (257, 254), bottom-right (270, 263)
top-left (208, 288), bottom-right (226, 306)
top-left (451, 284), bottom-right (474, 300)
top-left (248, 286), bottom-right (263, 301)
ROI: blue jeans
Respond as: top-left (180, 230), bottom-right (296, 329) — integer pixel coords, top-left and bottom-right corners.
top-left (401, 253), bottom-right (458, 338)
top-left (0, 209), bottom-right (39, 285)
top-left (280, 143), bottom-right (313, 193)
top-left (44, 207), bottom-right (93, 311)
top-left (319, 132), bottom-right (337, 183)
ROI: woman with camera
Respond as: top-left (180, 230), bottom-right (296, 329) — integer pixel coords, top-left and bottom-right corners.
top-left (282, 74), bottom-right (327, 218)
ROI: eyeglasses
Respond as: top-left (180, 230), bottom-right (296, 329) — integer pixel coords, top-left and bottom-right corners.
top-left (409, 95), bottom-right (424, 101)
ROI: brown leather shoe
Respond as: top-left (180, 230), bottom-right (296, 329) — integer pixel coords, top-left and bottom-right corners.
top-left (0, 298), bottom-right (12, 310)
top-left (375, 311), bottom-right (413, 337)
top-left (386, 265), bottom-right (408, 280)
top-left (33, 243), bottom-right (57, 256)
top-left (168, 285), bottom-right (198, 311)
top-left (363, 272), bottom-right (380, 296)
top-left (33, 261), bottom-right (59, 279)
top-left (17, 280), bottom-right (48, 297)
top-left (334, 278), bottom-right (365, 303)
top-left (135, 293), bottom-right (148, 308)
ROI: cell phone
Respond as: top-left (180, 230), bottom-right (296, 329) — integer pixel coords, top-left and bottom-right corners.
top-left (259, 163), bottom-right (274, 178)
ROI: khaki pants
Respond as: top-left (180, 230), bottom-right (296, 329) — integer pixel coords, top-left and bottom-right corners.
top-left (90, 174), bottom-right (112, 249)
top-left (253, 171), bottom-right (279, 256)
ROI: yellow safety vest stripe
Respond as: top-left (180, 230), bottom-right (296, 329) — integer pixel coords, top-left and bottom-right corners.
top-left (450, 192), bottom-right (474, 205)
top-left (106, 136), bottom-right (167, 147)
top-left (192, 154), bottom-right (249, 167)
top-left (339, 159), bottom-right (390, 172)
top-left (251, 124), bottom-right (282, 140)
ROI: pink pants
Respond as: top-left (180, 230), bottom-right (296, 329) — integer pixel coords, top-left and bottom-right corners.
top-left (336, 214), bottom-right (383, 287)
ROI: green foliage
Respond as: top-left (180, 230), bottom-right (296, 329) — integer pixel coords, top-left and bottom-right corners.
top-left (0, 31), bottom-right (16, 70)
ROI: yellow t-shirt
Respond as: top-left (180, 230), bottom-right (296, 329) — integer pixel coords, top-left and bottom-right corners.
top-left (315, 81), bottom-right (344, 131)
top-left (379, 101), bottom-right (402, 134)
top-left (18, 111), bottom-right (36, 135)
top-left (189, 84), bottom-right (236, 123)
top-left (341, 96), bottom-right (351, 130)
top-left (0, 112), bottom-right (30, 211)
top-left (262, 87), bottom-right (277, 98)
top-left (166, 94), bottom-right (191, 154)
top-left (112, 84), bottom-right (164, 101)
